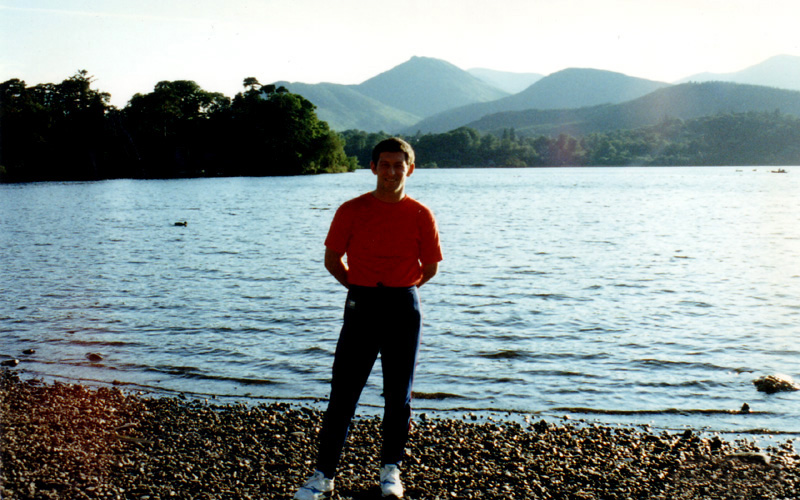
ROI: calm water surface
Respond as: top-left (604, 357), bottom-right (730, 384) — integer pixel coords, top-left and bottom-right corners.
top-left (1, 167), bottom-right (798, 438)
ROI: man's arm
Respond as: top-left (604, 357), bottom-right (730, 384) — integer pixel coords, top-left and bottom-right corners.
top-left (417, 262), bottom-right (439, 288)
top-left (325, 248), bottom-right (349, 289)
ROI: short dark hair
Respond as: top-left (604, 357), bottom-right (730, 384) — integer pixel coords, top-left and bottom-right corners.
top-left (371, 137), bottom-right (415, 166)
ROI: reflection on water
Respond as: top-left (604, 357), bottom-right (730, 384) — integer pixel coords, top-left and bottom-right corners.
top-left (1, 167), bottom-right (798, 435)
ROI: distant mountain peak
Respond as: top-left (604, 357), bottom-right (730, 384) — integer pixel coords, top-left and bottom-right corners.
top-left (356, 56), bottom-right (508, 118)
top-left (676, 54), bottom-right (800, 91)
top-left (361, 56), bottom-right (468, 82)
top-left (542, 67), bottom-right (664, 83)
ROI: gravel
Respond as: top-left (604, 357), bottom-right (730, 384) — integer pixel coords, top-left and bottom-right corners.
top-left (2, 369), bottom-right (799, 499)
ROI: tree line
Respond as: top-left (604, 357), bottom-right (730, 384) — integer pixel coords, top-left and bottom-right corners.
top-left (342, 111), bottom-right (800, 169)
top-left (3, 71), bottom-right (799, 183)
top-left (0, 71), bottom-right (357, 182)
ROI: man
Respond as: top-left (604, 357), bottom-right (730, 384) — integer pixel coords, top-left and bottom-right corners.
top-left (294, 137), bottom-right (442, 499)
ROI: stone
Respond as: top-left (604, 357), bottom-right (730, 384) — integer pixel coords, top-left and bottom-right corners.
top-left (753, 374), bottom-right (800, 394)
top-left (726, 452), bottom-right (771, 465)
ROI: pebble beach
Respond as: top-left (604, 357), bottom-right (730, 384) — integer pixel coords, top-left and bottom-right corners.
top-left (2, 369), bottom-right (798, 499)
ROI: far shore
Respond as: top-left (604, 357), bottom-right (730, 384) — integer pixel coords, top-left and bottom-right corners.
top-left (2, 369), bottom-right (798, 499)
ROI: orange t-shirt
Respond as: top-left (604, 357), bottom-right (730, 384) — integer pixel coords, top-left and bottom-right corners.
top-left (325, 193), bottom-right (442, 287)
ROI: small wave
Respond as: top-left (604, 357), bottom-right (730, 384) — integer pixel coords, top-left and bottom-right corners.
top-left (495, 377), bottom-right (525, 384)
top-left (469, 300), bottom-right (516, 308)
top-left (413, 391), bottom-right (466, 400)
top-left (478, 350), bottom-right (528, 360)
top-left (578, 327), bottom-right (619, 333)
top-left (64, 339), bottom-right (134, 347)
top-left (521, 368), bottom-right (601, 379)
top-left (302, 346), bottom-right (331, 355)
top-left (150, 365), bottom-right (203, 376)
top-left (146, 365), bottom-right (279, 386)
top-left (530, 293), bottom-right (571, 301)
top-left (678, 300), bottom-right (713, 308)
top-left (584, 240), bottom-right (618, 246)
top-left (29, 359), bottom-right (118, 370)
top-left (637, 380), bottom-right (725, 389)
top-left (511, 269), bottom-right (548, 276)
top-left (200, 250), bottom-right (240, 256)
top-left (554, 407), bottom-right (764, 416)
top-left (633, 358), bottom-right (725, 371)
top-left (227, 377), bottom-right (280, 386)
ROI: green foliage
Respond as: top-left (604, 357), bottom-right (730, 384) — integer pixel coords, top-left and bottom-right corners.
top-left (214, 83), bottom-right (357, 176)
top-left (0, 71), bottom-right (113, 181)
top-left (1, 73), bottom-right (356, 182)
top-left (576, 113), bottom-right (800, 166)
top-left (339, 130), bottom-right (393, 167)
top-left (340, 113), bottom-right (800, 168)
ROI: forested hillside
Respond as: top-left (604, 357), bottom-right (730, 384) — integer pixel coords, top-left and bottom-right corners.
top-left (343, 112), bottom-right (800, 168)
top-left (466, 82), bottom-right (800, 137)
top-left (272, 81), bottom-right (420, 132)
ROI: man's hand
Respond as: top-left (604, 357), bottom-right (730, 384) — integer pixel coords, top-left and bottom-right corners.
top-left (418, 262), bottom-right (438, 287)
top-left (324, 248), bottom-right (349, 289)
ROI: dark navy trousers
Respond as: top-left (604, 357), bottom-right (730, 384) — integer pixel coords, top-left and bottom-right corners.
top-left (316, 285), bottom-right (422, 479)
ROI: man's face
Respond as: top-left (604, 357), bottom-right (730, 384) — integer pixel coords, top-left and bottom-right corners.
top-left (371, 151), bottom-right (415, 195)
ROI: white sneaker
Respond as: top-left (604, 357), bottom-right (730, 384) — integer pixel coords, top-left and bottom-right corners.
top-left (379, 464), bottom-right (404, 498)
top-left (294, 470), bottom-right (334, 500)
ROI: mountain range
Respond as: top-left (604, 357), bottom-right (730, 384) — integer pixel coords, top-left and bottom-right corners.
top-left (273, 54), bottom-right (800, 136)
top-left (466, 82), bottom-right (800, 137)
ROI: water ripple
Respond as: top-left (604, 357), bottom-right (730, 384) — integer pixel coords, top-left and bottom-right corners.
top-left (2, 169), bottom-right (799, 435)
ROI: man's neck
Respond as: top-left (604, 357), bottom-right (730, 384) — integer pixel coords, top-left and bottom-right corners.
top-left (371, 189), bottom-right (406, 203)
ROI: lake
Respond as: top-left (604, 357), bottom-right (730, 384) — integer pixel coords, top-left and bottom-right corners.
top-left (1, 167), bottom-right (798, 440)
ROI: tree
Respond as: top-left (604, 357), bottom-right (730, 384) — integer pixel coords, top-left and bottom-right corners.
top-left (220, 81), bottom-right (356, 175)
top-left (243, 77), bottom-right (261, 92)
top-left (0, 71), bottom-right (114, 181)
top-left (340, 130), bottom-right (391, 168)
top-left (122, 80), bottom-right (230, 177)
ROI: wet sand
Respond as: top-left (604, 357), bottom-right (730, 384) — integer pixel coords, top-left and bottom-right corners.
top-left (2, 370), bottom-right (798, 499)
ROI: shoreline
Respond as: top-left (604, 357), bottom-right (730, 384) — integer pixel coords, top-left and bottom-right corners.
top-left (2, 369), bottom-right (799, 499)
top-left (11, 371), bottom-right (797, 439)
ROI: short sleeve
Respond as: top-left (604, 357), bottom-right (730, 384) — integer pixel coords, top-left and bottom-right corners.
top-left (324, 204), bottom-right (352, 255)
top-left (418, 207), bottom-right (443, 265)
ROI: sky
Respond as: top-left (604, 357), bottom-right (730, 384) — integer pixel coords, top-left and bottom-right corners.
top-left (2, 0), bottom-right (799, 108)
